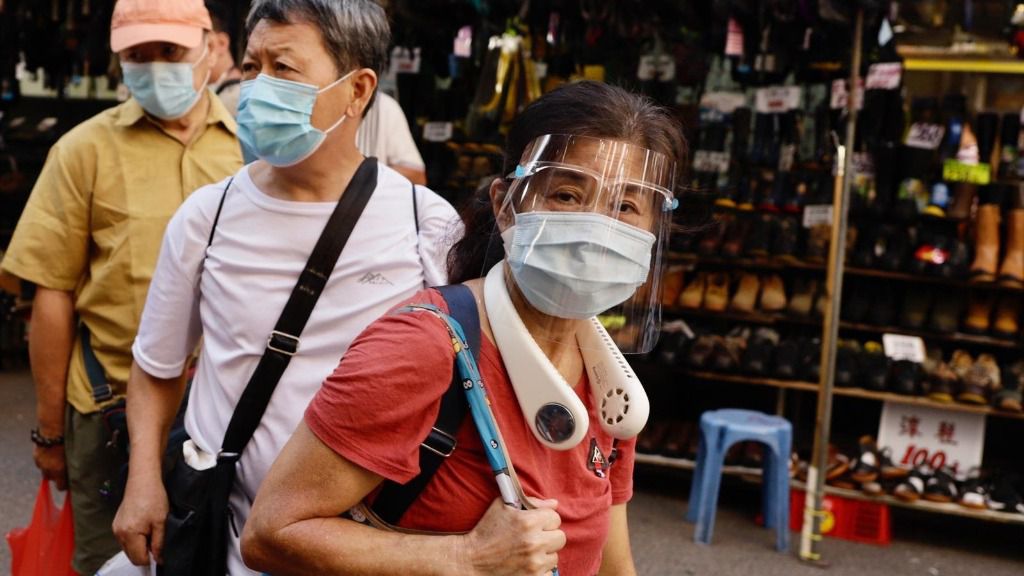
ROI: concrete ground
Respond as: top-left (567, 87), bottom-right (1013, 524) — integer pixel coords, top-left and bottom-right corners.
top-left (2, 368), bottom-right (1023, 575)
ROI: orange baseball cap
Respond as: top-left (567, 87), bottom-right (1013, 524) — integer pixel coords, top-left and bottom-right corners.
top-left (110, 0), bottom-right (213, 52)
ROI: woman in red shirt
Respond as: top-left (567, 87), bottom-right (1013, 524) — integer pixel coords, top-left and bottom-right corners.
top-left (242, 81), bottom-right (686, 576)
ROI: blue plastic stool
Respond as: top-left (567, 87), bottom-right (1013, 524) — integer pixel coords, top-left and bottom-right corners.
top-left (684, 409), bottom-right (792, 551)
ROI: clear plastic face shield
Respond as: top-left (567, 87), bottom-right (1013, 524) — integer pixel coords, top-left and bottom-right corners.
top-left (483, 134), bottom-right (677, 450)
top-left (493, 134), bottom-right (677, 354)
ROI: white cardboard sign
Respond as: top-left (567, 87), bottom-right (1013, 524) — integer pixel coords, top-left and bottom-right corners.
top-left (802, 204), bottom-right (834, 228)
top-left (422, 122), bottom-right (454, 143)
top-left (755, 86), bottom-right (802, 114)
top-left (866, 62), bottom-right (902, 90)
top-left (692, 150), bottom-right (731, 173)
top-left (877, 402), bottom-right (986, 474)
top-left (881, 334), bottom-right (926, 363)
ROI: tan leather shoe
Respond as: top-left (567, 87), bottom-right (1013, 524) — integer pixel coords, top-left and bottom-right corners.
top-left (759, 274), bottom-right (788, 312)
top-left (998, 208), bottom-right (1024, 287)
top-left (678, 271), bottom-right (706, 309)
top-left (729, 272), bottom-right (761, 312)
top-left (993, 296), bottom-right (1021, 338)
top-left (970, 203), bottom-right (1001, 281)
top-left (963, 293), bottom-right (995, 334)
top-left (661, 265), bottom-right (686, 307)
top-left (704, 272), bottom-right (730, 312)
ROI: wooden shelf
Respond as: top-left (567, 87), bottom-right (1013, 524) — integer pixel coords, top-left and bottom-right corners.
top-left (636, 454), bottom-right (1024, 526)
top-left (669, 252), bottom-right (1024, 294)
top-left (680, 370), bottom-right (1024, 421)
top-left (793, 481), bottom-right (1024, 526)
top-left (665, 308), bottom-right (1021, 349)
top-left (904, 57), bottom-right (1024, 75)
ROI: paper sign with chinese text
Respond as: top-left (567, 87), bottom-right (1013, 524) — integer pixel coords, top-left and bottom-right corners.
top-left (877, 403), bottom-right (985, 474)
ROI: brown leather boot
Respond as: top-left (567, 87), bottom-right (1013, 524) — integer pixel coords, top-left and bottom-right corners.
top-left (998, 208), bottom-right (1024, 287)
top-left (729, 273), bottom-right (761, 312)
top-left (963, 293), bottom-right (994, 334)
top-left (970, 203), bottom-right (1001, 281)
top-left (661, 265), bottom-right (686, 307)
top-left (993, 296), bottom-right (1021, 338)
top-left (947, 183), bottom-right (977, 220)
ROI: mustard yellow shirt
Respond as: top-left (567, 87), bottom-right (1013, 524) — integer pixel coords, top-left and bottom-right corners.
top-left (2, 93), bottom-right (242, 414)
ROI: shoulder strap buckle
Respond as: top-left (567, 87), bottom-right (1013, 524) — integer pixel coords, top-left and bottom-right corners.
top-left (268, 330), bottom-right (300, 356)
top-left (421, 426), bottom-right (458, 458)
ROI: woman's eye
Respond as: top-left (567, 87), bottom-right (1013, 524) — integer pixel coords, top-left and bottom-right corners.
top-left (274, 62), bottom-right (293, 73)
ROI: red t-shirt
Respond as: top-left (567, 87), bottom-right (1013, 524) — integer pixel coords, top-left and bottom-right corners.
top-left (305, 289), bottom-right (636, 576)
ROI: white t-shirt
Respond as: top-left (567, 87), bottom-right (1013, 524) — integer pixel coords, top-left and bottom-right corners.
top-left (132, 162), bottom-right (460, 575)
top-left (356, 92), bottom-right (425, 170)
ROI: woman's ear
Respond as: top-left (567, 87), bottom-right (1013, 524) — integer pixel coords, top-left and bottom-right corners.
top-left (489, 178), bottom-right (513, 232)
top-left (348, 69), bottom-right (378, 118)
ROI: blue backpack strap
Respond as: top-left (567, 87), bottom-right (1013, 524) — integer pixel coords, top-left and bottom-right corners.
top-left (370, 284), bottom-right (478, 525)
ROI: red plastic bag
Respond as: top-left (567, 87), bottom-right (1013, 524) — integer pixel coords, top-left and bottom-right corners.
top-left (6, 480), bottom-right (78, 576)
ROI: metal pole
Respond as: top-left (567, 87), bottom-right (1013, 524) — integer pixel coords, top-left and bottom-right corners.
top-left (799, 6), bottom-right (864, 564)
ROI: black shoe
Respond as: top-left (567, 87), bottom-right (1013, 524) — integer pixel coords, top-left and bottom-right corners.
top-left (741, 327), bottom-right (779, 375)
top-left (894, 465), bottom-right (932, 502)
top-left (923, 466), bottom-right (960, 503)
top-left (958, 468), bottom-right (990, 510)
top-left (889, 360), bottom-right (922, 395)
top-left (774, 338), bottom-right (802, 380)
top-left (867, 284), bottom-right (897, 326)
top-left (986, 474), bottom-right (1024, 514)
top-left (686, 335), bottom-right (719, 369)
top-left (850, 436), bottom-right (881, 484)
top-left (834, 340), bottom-right (861, 388)
top-left (860, 342), bottom-right (890, 391)
top-left (772, 215), bottom-right (800, 260)
top-left (841, 281), bottom-right (871, 323)
top-left (801, 338), bottom-right (823, 382)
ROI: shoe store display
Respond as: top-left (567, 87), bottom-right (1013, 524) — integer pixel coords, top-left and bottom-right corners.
top-left (850, 436), bottom-right (881, 484)
top-left (995, 361), bottom-right (1024, 413)
top-left (741, 328), bottom-right (779, 375)
top-left (986, 475), bottom-right (1024, 514)
top-left (959, 353), bottom-right (1001, 405)
top-left (834, 340), bottom-right (861, 388)
top-left (963, 292), bottom-right (995, 334)
top-left (894, 466), bottom-right (932, 503)
top-left (788, 278), bottom-right (817, 316)
top-left (970, 202), bottom-right (1001, 282)
top-left (661, 266), bottom-right (686, 307)
top-left (997, 195), bottom-right (1023, 288)
top-left (958, 468), bottom-right (990, 510)
top-left (859, 342), bottom-right (890, 392)
top-left (923, 466), bottom-right (960, 503)
top-left (923, 349), bottom-right (957, 403)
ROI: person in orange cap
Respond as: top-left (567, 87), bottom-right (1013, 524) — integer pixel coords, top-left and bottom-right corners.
top-left (0, 0), bottom-right (241, 572)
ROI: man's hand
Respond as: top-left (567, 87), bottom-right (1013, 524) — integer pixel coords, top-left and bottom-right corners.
top-left (33, 444), bottom-right (67, 491)
top-left (458, 497), bottom-right (566, 576)
top-left (112, 473), bottom-right (169, 565)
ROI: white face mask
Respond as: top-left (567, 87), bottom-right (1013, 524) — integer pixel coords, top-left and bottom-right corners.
top-left (500, 211), bottom-right (656, 319)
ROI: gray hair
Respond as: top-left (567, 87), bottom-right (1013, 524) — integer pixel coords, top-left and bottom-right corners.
top-left (245, 0), bottom-right (391, 78)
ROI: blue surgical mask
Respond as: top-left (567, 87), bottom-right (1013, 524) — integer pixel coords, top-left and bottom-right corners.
top-left (121, 45), bottom-right (209, 120)
top-left (501, 211), bottom-right (656, 319)
top-left (237, 70), bottom-right (355, 167)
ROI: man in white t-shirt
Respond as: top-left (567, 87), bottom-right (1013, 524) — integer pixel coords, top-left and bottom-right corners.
top-left (356, 91), bottom-right (427, 184)
top-left (111, 2), bottom-right (460, 574)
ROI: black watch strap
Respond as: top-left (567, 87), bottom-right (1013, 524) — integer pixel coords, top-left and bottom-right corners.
top-left (31, 428), bottom-right (65, 447)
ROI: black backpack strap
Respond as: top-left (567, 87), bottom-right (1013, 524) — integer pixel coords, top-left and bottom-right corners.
top-left (207, 176), bottom-right (234, 248)
top-left (370, 284), bottom-right (478, 525)
top-left (219, 158), bottom-right (378, 457)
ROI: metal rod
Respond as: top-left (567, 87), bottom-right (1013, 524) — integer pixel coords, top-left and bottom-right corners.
top-left (799, 6), bottom-right (864, 564)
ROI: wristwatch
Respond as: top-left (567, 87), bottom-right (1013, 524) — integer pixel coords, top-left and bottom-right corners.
top-left (30, 428), bottom-right (65, 448)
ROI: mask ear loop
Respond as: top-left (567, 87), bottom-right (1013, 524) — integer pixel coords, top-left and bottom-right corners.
top-left (191, 43), bottom-right (212, 90)
top-left (316, 68), bottom-right (359, 134)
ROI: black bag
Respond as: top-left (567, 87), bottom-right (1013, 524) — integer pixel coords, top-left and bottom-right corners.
top-left (160, 158), bottom-right (379, 576)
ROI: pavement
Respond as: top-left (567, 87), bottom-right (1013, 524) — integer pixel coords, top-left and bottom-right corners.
top-left (2, 367), bottom-right (1023, 575)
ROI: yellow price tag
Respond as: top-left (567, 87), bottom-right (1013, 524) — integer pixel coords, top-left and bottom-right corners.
top-left (942, 160), bottom-right (991, 185)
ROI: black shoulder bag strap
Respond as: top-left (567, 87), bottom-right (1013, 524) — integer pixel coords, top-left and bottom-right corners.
top-left (219, 158), bottom-right (378, 457)
top-left (370, 283), bottom-right (478, 525)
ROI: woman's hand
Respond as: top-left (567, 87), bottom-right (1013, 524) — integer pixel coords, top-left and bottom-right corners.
top-left (457, 497), bottom-right (565, 576)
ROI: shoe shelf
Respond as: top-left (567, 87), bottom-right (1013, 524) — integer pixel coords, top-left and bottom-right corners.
top-left (635, 453), bottom-right (1024, 526)
top-left (669, 252), bottom-right (1024, 294)
top-left (680, 369), bottom-right (1024, 422)
top-left (791, 481), bottom-right (1024, 526)
top-left (665, 307), bottom-right (1022, 350)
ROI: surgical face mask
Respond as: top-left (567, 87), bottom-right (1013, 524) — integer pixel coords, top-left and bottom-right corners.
top-left (501, 211), bottom-right (656, 320)
top-left (237, 70), bottom-right (355, 167)
top-left (121, 45), bottom-right (209, 120)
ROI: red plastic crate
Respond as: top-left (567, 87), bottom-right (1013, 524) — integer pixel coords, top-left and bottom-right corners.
top-left (789, 488), bottom-right (891, 546)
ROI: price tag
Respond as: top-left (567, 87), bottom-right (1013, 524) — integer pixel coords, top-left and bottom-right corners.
top-left (725, 18), bottom-right (744, 57)
top-left (866, 62), bottom-right (902, 90)
top-left (830, 78), bottom-right (864, 110)
top-left (692, 150), bottom-right (731, 173)
top-left (905, 123), bottom-right (945, 150)
top-left (637, 55), bottom-right (658, 81)
top-left (700, 91), bottom-right (747, 115)
top-left (942, 159), bottom-right (991, 185)
top-left (881, 334), bottom-right (926, 363)
top-left (802, 204), bottom-right (833, 228)
top-left (391, 47), bottom-right (422, 75)
top-left (877, 403), bottom-right (986, 474)
top-left (422, 122), bottom-right (454, 143)
top-left (755, 86), bottom-right (802, 114)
